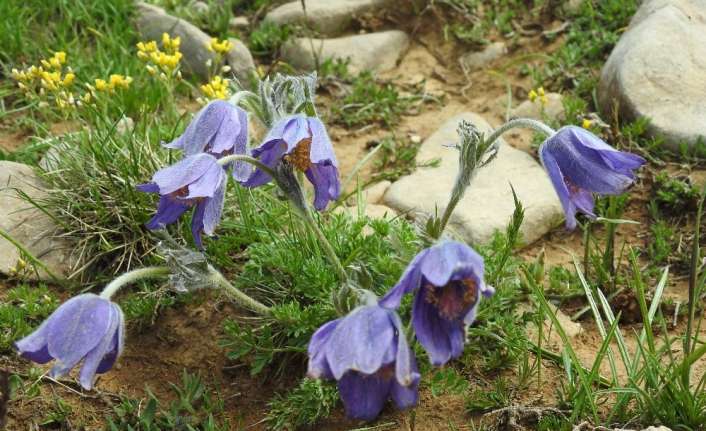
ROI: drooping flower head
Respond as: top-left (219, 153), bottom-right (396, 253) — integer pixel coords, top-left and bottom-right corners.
top-left (539, 126), bottom-right (646, 229)
top-left (242, 115), bottom-right (340, 210)
top-left (15, 294), bottom-right (124, 390)
top-left (308, 305), bottom-right (419, 421)
top-left (137, 153), bottom-right (227, 249)
top-left (380, 241), bottom-right (493, 366)
top-left (164, 100), bottom-right (250, 181)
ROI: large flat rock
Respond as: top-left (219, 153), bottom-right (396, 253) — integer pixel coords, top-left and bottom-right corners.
top-left (0, 161), bottom-right (74, 280)
top-left (384, 113), bottom-right (564, 246)
top-left (598, 0), bottom-right (706, 151)
top-left (280, 31), bottom-right (409, 74)
top-left (264, 0), bottom-right (392, 36)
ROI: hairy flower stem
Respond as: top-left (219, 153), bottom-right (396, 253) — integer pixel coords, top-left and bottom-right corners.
top-left (436, 118), bottom-right (556, 238)
top-left (206, 265), bottom-right (272, 316)
top-left (300, 207), bottom-right (348, 282)
top-left (217, 154), bottom-right (277, 178)
top-left (100, 266), bottom-right (171, 299)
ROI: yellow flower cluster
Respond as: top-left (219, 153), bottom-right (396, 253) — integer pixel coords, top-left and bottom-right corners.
top-left (93, 74), bottom-right (133, 93)
top-left (528, 87), bottom-right (548, 106)
top-left (137, 33), bottom-right (183, 77)
top-left (582, 118), bottom-right (593, 129)
top-left (200, 75), bottom-right (230, 101)
top-left (11, 51), bottom-right (80, 110)
top-left (207, 37), bottom-right (232, 55)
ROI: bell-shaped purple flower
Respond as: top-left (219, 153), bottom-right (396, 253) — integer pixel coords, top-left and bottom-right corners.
top-left (242, 115), bottom-right (340, 210)
top-left (15, 293), bottom-right (124, 390)
top-left (137, 153), bottom-right (227, 249)
top-left (380, 241), bottom-right (493, 366)
top-left (539, 126), bottom-right (646, 229)
top-left (164, 100), bottom-right (250, 181)
top-left (308, 305), bottom-right (420, 421)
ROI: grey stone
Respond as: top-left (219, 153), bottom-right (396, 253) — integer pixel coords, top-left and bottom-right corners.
top-left (336, 204), bottom-right (397, 220)
top-left (384, 113), bottom-right (564, 246)
top-left (264, 0), bottom-right (392, 36)
top-left (0, 161), bottom-right (75, 280)
top-left (134, 2), bottom-right (216, 79)
top-left (226, 38), bottom-right (256, 83)
top-left (460, 42), bottom-right (507, 71)
top-left (598, 0), bottom-right (706, 151)
top-left (347, 180), bottom-right (391, 205)
top-left (229, 16), bottom-right (250, 31)
top-left (280, 31), bottom-right (409, 74)
top-left (511, 92), bottom-right (565, 121)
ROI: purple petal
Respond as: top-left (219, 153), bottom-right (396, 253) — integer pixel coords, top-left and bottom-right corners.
top-left (15, 319), bottom-right (53, 364)
top-left (232, 108), bottom-right (252, 182)
top-left (202, 175), bottom-right (227, 236)
top-left (540, 147), bottom-right (577, 230)
top-left (209, 104), bottom-right (244, 155)
top-left (47, 294), bottom-right (113, 377)
top-left (152, 154), bottom-right (219, 195)
top-left (144, 196), bottom-right (190, 230)
top-left (412, 291), bottom-right (465, 366)
top-left (563, 126), bottom-right (645, 175)
top-left (305, 163), bottom-right (340, 211)
top-left (191, 200), bottom-right (207, 250)
top-left (338, 371), bottom-right (392, 421)
top-left (462, 298), bottom-right (481, 326)
top-left (307, 318), bottom-right (340, 379)
top-left (419, 241), bottom-right (484, 287)
top-left (182, 162), bottom-right (225, 199)
top-left (390, 368), bottom-right (419, 411)
top-left (164, 100), bottom-right (231, 155)
top-left (78, 302), bottom-right (120, 389)
top-left (136, 182), bottom-right (159, 193)
top-left (307, 117), bottom-right (338, 167)
top-left (379, 250), bottom-right (427, 310)
top-left (280, 116), bottom-right (310, 154)
top-left (241, 140), bottom-right (287, 187)
top-left (390, 312), bottom-right (417, 387)
top-left (96, 304), bottom-right (125, 374)
top-left (325, 306), bottom-right (396, 380)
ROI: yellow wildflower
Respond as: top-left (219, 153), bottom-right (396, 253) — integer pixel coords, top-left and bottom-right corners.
top-left (109, 74), bottom-right (132, 90)
top-left (200, 75), bottom-right (230, 100)
top-left (528, 89), bottom-right (538, 102)
top-left (62, 72), bottom-right (75, 87)
top-left (95, 78), bottom-right (108, 92)
top-left (137, 41), bottom-right (157, 53)
top-left (207, 37), bottom-right (232, 55)
top-left (162, 33), bottom-right (181, 53)
top-left (582, 118), bottom-right (593, 129)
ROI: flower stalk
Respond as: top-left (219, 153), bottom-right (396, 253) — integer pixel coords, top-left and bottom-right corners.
top-left (206, 264), bottom-right (272, 316)
top-left (100, 266), bottom-right (171, 299)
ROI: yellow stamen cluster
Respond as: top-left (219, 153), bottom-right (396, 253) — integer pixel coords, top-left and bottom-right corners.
top-left (137, 33), bottom-right (183, 77)
top-left (207, 37), bottom-right (233, 55)
top-left (528, 87), bottom-right (548, 105)
top-left (200, 75), bottom-right (230, 101)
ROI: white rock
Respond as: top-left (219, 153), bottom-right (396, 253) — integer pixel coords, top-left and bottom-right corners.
top-left (226, 38), bottom-right (256, 83)
top-left (134, 2), bottom-right (216, 79)
top-left (598, 0), bottom-right (706, 151)
top-left (460, 42), bottom-right (507, 71)
top-left (642, 427), bottom-right (672, 431)
top-left (264, 0), bottom-right (392, 36)
top-left (0, 161), bottom-right (74, 280)
top-left (511, 93), bottom-right (565, 121)
top-left (384, 113), bottom-right (564, 246)
top-left (336, 204), bottom-right (397, 220)
top-left (229, 16), bottom-right (249, 31)
top-left (347, 180), bottom-right (391, 205)
top-left (280, 31), bottom-right (409, 74)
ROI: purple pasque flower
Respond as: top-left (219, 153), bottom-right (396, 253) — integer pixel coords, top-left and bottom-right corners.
top-left (242, 115), bottom-right (340, 211)
top-left (539, 126), bottom-right (646, 229)
top-left (164, 100), bottom-right (250, 181)
top-left (15, 294), bottom-right (124, 390)
top-left (137, 153), bottom-right (227, 249)
top-left (380, 241), bottom-right (493, 367)
top-left (308, 305), bottom-right (420, 421)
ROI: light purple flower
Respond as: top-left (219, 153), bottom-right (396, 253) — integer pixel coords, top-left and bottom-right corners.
top-left (15, 294), bottom-right (124, 390)
top-left (539, 126), bottom-right (646, 229)
top-left (137, 153), bottom-right (227, 249)
top-left (164, 100), bottom-right (250, 181)
top-left (242, 115), bottom-right (340, 210)
top-left (380, 241), bottom-right (493, 366)
top-left (308, 305), bottom-right (420, 421)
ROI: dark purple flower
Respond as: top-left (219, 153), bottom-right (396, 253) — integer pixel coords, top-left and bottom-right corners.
top-left (380, 241), bottom-right (493, 366)
top-left (539, 126), bottom-right (646, 229)
top-left (15, 293), bottom-right (124, 390)
top-left (308, 305), bottom-right (419, 421)
top-left (164, 100), bottom-right (250, 181)
top-left (137, 153), bottom-right (227, 249)
top-left (242, 115), bottom-right (340, 210)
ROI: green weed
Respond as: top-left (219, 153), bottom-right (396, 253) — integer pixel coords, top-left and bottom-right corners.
top-left (0, 284), bottom-right (58, 353)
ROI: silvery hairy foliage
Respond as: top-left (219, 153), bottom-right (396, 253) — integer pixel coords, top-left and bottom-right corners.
top-left (231, 73), bottom-right (318, 128)
top-left (157, 235), bottom-right (212, 293)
